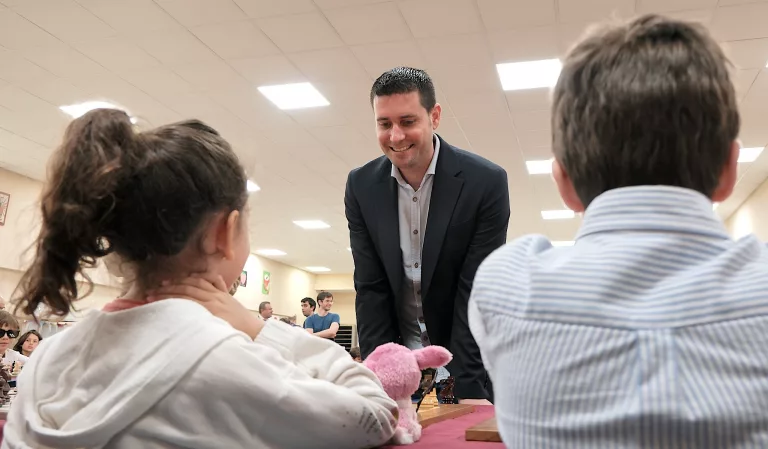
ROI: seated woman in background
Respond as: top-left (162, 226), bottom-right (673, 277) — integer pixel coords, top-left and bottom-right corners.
top-left (13, 330), bottom-right (42, 358)
top-left (4, 109), bottom-right (397, 449)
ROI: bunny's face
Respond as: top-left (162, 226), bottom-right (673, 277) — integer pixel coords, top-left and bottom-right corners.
top-left (364, 343), bottom-right (453, 401)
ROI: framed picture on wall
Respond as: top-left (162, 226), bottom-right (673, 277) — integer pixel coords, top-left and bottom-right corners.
top-left (0, 192), bottom-right (9, 226)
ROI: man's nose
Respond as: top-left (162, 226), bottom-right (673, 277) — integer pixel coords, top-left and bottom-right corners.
top-left (389, 125), bottom-right (405, 143)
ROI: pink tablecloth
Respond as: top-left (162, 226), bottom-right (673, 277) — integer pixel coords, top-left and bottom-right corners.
top-left (382, 406), bottom-right (504, 449)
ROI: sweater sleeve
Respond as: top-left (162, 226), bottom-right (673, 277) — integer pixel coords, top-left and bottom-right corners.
top-left (174, 320), bottom-right (398, 449)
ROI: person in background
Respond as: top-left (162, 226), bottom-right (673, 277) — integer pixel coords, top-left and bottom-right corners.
top-left (349, 347), bottom-right (362, 363)
top-left (13, 330), bottom-right (42, 357)
top-left (300, 297), bottom-right (316, 319)
top-left (280, 316), bottom-right (301, 328)
top-left (258, 301), bottom-right (273, 321)
top-left (304, 292), bottom-right (340, 340)
top-left (346, 67), bottom-right (509, 404)
top-left (0, 311), bottom-right (27, 367)
top-left (3, 109), bottom-right (397, 448)
top-left (470, 15), bottom-right (768, 447)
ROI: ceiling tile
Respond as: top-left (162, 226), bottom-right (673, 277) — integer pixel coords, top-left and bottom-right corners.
top-left (315, 0), bottom-right (390, 8)
top-left (119, 67), bottom-right (195, 105)
top-left (208, 87), bottom-right (295, 129)
top-left (232, 0), bottom-right (317, 18)
top-left (0, 10), bottom-right (60, 50)
top-left (351, 40), bottom-right (428, 78)
top-left (517, 128), bottom-right (551, 150)
top-left (505, 88), bottom-right (553, 112)
top-left (710, 3), bottom-right (768, 41)
top-left (325, 2), bottom-right (411, 45)
top-left (511, 109), bottom-right (551, 131)
top-left (229, 55), bottom-right (306, 86)
top-left (636, 0), bottom-right (717, 13)
top-left (12, 0), bottom-right (116, 43)
top-left (717, 0), bottom-right (768, 5)
top-left (722, 38), bottom-right (768, 69)
top-left (154, 0), bottom-right (247, 28)
top-left (134, 30), bottom-right (221, 66)
top-left (73, 37), bottom-right (161, 72)
top-left (22, 43), bottom-right (110, 79)
top-left (288, 47), bottom-right (371, 83)
top-left (417, 33), bottom-right (493, 70)
top-left (398, 0), bottom-right (483, 39)
top-left (437, 117), bottom-right (471, 149)
top-left (430, 64), bottom-right (501, 95)
top-left (734, 68), bottom-right (759, 101)
top-left (172, 61), bottom-right (252, 92)
top-left (458, 114), bottom-right (519, 154)
top-left (286, 106), bottom-right (349, 127)
top-left (447, 88), bottom-right (509, 117)
top-left (477, 0), bottom-right (556, 31)
top-left (556, 0), bottom-right (636, 24)
top-left (661, 8), bottom-right (714, 25)
top-left (191, 20), bottom-right (281, 60)
top-left (0, 47), bottom-right (55, 84)
top-left (0, 85), bottom-right (55, 112)
top-left (256, 12), bottom-right (344, 53)
top-left (77, 0), bottom-right (183, 33)
top-left (488, 26), bottom-right (559, 63)
top-left (12, 77), bottom-right (91, 106)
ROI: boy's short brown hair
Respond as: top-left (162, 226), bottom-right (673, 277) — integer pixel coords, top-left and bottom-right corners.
top-left (552, 14), bottom-right (740, 207)
top-left (0, 311), bottom-right (20, 330)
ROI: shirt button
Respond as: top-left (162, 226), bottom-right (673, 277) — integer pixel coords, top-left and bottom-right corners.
top-left (412, 196), bottom-right (418, 202)
top-left (413, 229), bottom-right (418, 235)
top-left (414, 262), bottom-right (419, 268)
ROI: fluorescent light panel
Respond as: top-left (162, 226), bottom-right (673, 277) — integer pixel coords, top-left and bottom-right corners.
top-left (496, 59), bottom-right (562, 91)
top-left (541, 209), bottom-right (575, 220)
top-left (246, 180), bottom-right (260, 192)
top-left (526, 159), bottom-right (553, 175)
top-left (256, 249), bottom-right (286, 256)
top-left (257, 82), bottom-right (329, 110)
top-left (551, 241), bottom-right (575, 247)
top-left (60, 101), bottom-right (137, 123)
top-left (738, 147), bottom-right (763, 163)
top-left (293, 220), bottom-right (330, 229)
top-left (306, 266), bottom-right (331, 272)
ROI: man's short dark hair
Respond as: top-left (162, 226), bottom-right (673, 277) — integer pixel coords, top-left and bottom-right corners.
top-left (258, 301), bottom-right (270, 312)
top-left (317, 291), bottom-right (333, 303)
top-left (301, 297), bottom-right (316, 311)
top-left (552, 14), bottom-right (739, 207)
top-left (370, 67), bottom-right (436, 112)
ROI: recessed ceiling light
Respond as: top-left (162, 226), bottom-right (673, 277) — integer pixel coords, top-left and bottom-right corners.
top-left (257, 82), bottom-right (330, 110)
top-left (551, 240), bottom-right (575, 247)
top-left (246, 180), bottom-right (260, 192)
top-left (306, 266), bottom-right (331, 272)
top-left (541, 209), bottom-right (575, 220)
top-left (347, 247), bottom-right (352, 251)
top-left (60, 101), bottom-right (136, 123)
top-left (526, 159), bottom-right (553, 175)
top-left (713, 203), bottom-right (719, 211)
top-left (256, 249), bottom-right (286, 256)
top-left (293, 220), bottom-right (330, 229)
top-left (738, 147), bottom-right (764, 163)
top-left (496, 59), bottom-right (562, 91)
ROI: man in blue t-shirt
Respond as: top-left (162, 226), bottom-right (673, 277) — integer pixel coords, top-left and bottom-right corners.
top-left (304, 291), bottom-right (340, 340)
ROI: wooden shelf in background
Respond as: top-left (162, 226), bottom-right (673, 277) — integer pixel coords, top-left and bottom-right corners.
top-left (465, 417), bottom-right (501, 442)
top-left (417, 404), bottom-right (475, 429)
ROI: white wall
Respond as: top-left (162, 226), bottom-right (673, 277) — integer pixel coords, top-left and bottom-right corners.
top-left (725, 178), bottom-right (768, 239)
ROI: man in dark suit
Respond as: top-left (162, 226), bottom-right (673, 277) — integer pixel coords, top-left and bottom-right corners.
top-left (345, 67), bottom-right (510, 402)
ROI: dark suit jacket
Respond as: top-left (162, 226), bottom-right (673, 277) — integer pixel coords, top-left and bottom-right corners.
top-left (345, 135), bottom-right (510, 400)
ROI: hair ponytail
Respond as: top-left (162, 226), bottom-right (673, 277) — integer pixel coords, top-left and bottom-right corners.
top-left (17, 108), bottom-right (139, 317)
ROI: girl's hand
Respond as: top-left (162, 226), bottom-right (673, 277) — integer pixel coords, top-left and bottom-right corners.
top-left (147, 274), bottom-right (264, 340)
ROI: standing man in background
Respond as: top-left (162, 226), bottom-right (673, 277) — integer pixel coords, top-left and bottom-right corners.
top-left (304, 292), bottom-right (340, 340)
top-left (345, 67), bottom-right (510, 403)
top-left (300, 297), bottom-right (316, 326)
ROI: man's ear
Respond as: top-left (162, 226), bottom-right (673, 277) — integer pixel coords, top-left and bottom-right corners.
top-left (711, 140), bottom-right (740, 203)
top-left (430, 103), bottom-right (442, 130)
top-left (552, 158), bottom-right (585, 213)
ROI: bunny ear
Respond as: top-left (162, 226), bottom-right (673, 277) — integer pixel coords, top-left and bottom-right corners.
top-left (414, 346), bottom-right (452, 369)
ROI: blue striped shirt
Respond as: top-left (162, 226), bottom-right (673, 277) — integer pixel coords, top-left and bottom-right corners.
top-left (469, 186), bottom-right (768, 448)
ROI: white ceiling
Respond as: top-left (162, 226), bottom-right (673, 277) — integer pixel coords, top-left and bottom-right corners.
top-left (0, 0), bottom-right (767, 274)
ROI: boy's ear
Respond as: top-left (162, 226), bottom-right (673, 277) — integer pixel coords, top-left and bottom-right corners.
top-left (552, 159), bottom-right (585, 213)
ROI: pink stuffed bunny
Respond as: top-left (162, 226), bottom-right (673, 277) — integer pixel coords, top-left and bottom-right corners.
top-left (364, 343), bottom-right (453, 445)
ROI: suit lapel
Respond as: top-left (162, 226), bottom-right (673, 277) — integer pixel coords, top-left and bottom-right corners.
top-left (422, 137), bottom-right (463, 299)
top-left (372, 167), bottom-right (403, 295)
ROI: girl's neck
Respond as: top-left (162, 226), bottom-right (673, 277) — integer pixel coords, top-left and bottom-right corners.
top-left (22, 350), bottom-right (30, 357)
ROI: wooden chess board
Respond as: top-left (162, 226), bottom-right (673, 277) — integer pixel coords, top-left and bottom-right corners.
top-left (465, 417), bottom-right (501, 442)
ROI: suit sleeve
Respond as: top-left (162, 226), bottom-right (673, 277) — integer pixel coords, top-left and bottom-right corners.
top-left (345, 172), bottom-right (399, 359)
top-left (450, 166), bottom-right (510, 399)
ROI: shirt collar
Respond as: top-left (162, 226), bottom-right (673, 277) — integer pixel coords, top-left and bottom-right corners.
top-left (391, 134), bottom-right (440, 187)
top-left (576, 186), bottom-right (729, 241)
